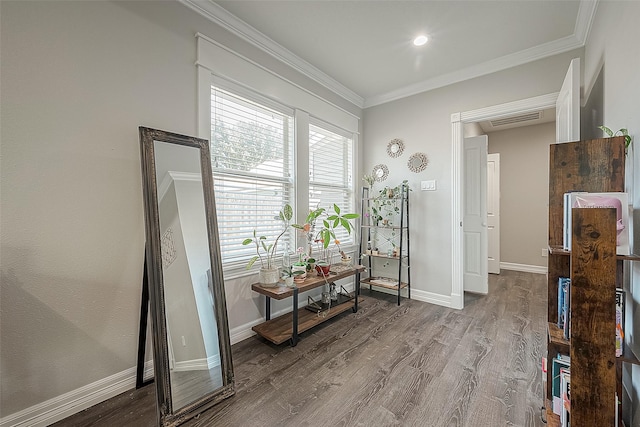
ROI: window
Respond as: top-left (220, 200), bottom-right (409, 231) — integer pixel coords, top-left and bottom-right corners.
top-left (210, 85), bottom-right (294, 270)
top-left (308, 120), bottom-right (355, 247)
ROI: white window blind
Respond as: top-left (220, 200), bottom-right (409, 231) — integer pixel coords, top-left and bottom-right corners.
top-left (308, 121), bottom-right (355, 246)
top-left (210, 86), bottom-right (294, 269)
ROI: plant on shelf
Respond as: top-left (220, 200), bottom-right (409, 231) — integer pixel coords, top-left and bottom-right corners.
top-left (369, 180), bottom-right (410, 226)
top-left (293, 204), bottom-right (359, 273)
top-left (242, 203), bottom-right (293, 287)
top-left (281, 265), bottom-right (305, 287)
top-left (290, 246), bottom-right (309, 282)
top-left (363, 173), bottom-right (375, 189)
top-left (599, 125), bottom-right (632, 150)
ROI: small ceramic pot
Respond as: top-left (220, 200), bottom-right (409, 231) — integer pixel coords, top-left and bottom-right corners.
top-left (315, 262), bottom-right (331, 276)
top-left (259, 267), bottom-right (280, 287)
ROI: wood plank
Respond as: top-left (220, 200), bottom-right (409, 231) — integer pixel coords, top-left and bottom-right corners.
top-left (571, 208), bottom-right (617, 427)
top-left (547, 323), bottom-right (570, 348)
top-left (251, 297), bottom-right (363, 345)
top-left (251, 265), bottom-right (364, 300)
top-left (361, 277), bottom-right (408, 290)
top-left (548, 137), bottom-right (625, 247)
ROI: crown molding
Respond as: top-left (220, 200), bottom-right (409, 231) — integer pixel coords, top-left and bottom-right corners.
top-left (179, 0), bottom-right (365, 108)
top-left (574, 0), bottom-right (599, 44)
top-left (180, 0), bottom-right (596, 110)
top-left (364, 34), bottom-right (583, 108)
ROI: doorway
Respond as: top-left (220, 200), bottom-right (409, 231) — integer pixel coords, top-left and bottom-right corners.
top-left (450, 92), bottom-right (559, 309)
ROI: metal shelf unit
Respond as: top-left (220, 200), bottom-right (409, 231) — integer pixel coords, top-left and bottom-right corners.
top-left (358, 184), bottom-right (411, 305)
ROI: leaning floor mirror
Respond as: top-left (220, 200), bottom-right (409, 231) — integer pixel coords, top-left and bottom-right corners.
top-left (139, 127), bottom-right (234, 426)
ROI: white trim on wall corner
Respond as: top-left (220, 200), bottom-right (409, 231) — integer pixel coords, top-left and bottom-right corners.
top-left (499, 262), bottom-right (547, 275)
top-left (0, 362), bottom-right (154, 427)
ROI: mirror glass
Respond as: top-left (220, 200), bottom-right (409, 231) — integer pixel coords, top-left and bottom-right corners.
top-left (372, 163), bottom-right (389, 182)
top-left (139, 127), bottom-right (234, 426)
top-left (386, 138), bottom-right (404, 158)
top-left (153, 141), bottom-right (223, 410)
top-left (407, 152), bottom-right (429, 173)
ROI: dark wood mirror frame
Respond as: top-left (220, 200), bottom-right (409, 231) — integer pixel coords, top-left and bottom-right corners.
top-left (139, 127), bottom-right (234, 426)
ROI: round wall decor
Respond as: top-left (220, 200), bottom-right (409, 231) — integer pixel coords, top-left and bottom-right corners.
top-left (372, 164), bottom-right (389, 182)
top-left (386, 138), bottom-right (405, 158)
top-left (407, 152), bottom-right (429, 173)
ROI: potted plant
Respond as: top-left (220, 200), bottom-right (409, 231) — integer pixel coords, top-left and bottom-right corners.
top-left (242, 204), bottom-right (293, 287)
top-left (291, 247), bottom-right (309, 282)
top-left (293, 204), bottom-right (359, 275)
top-left (599, 125), bottom-right (632, 150)
top-left (370, 180), bottom-right (411, 226)
top-left (281, 266), bottom-right (305, 287)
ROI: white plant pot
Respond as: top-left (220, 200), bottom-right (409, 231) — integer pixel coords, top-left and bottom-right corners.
top-left (259, 267), bottom-right (280, 287)
top-left (283, 276), bottom-right (294, 287)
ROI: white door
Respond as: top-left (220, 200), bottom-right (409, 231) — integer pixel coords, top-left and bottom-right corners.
top-left (487, 153), bottom-right (500, 274)
top-left (463, 135), bottom-right (488, 294)
top-left (556, 58), bottom-right (580, 143)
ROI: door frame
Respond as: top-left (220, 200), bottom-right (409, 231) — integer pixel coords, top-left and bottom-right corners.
top-left (450, 92), bottom-right (558, 309)
top-left (487, 152), bottom-right (500, 274)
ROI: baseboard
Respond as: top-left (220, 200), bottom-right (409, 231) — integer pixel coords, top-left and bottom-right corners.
top-left (358, 283), bottom-right (453, 308)
top-left (172, 354), bottom-right (221, 372)
top-left (500, 262), bottom-right (547, 274)
top-left (410, 288), bottom-right (453, 307)
top-left (0, 361), bottom-right (154, 427)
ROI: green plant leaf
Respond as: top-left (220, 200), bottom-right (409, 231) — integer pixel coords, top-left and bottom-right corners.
top-left (259, 235), bottom-right (267, 240)
top-left (599, 125), bottom-right (614, 137)
top-left (343, 213), bottom-right (359, 219)
top-left (242, 238), bottom-right (253, 245)
top-left (341, 219), bottom-right (351, 233)
top-left (283, 204), bottom-right (293, 221)
top-left (261, 241), bottom-right (268, 252)
top-left (333, 218), bottom-right (340, 228)
top-left (323, 219), bottom-right (330, 228)
top-left (333, 204), bottom-right (341, 214)
top-left (246, 256), bottom-right (258, 269)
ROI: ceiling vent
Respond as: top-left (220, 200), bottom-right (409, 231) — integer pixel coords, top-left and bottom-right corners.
top-left (490, 111), bottom-right (542, 128)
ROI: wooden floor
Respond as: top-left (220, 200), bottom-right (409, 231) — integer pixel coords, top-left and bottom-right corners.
top-left (53, 270), bottom-right (547, 427)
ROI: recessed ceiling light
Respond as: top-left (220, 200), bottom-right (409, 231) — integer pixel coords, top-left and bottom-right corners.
top-left (413, 35), bottom-right (428, 46)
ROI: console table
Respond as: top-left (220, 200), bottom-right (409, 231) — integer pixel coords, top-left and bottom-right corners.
top-left (251, 265), bottom-right (364, 346)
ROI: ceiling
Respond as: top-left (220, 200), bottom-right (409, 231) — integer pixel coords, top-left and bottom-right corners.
top-left (182, 1), bottom-right (595, 109)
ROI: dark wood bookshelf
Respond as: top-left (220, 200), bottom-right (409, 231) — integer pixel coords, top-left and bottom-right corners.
top-left (547, 323), bottom-right (570, 350)
top-left (546, 137), bottom-right (627, 427)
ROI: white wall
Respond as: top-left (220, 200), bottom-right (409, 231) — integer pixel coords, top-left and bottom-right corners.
top-left (488, 122), bottom-right (555, 270)
top-left (0, 0), bottom-right (362, 421)
top-left (584, 2), bottom-right (640, 424)
top-left (362, 49), bottom-right (583, 300)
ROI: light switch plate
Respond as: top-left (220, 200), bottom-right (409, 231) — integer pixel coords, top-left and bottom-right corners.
top-left (421, 180), bottom-right (436, 191)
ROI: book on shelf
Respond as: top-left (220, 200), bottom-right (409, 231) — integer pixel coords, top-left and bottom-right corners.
top-left (562, 281), bottom-right (571, 340)
top-left (616, 288), bottom-right (625, 357)
top-left (552, 354), bottom-right (571, 415)
top-left (563, 192), bottom-right (630, 255)
top-left (560, 368), bottom-right (571, 427)
top-left (557, 277), bottom-right (570, 329)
